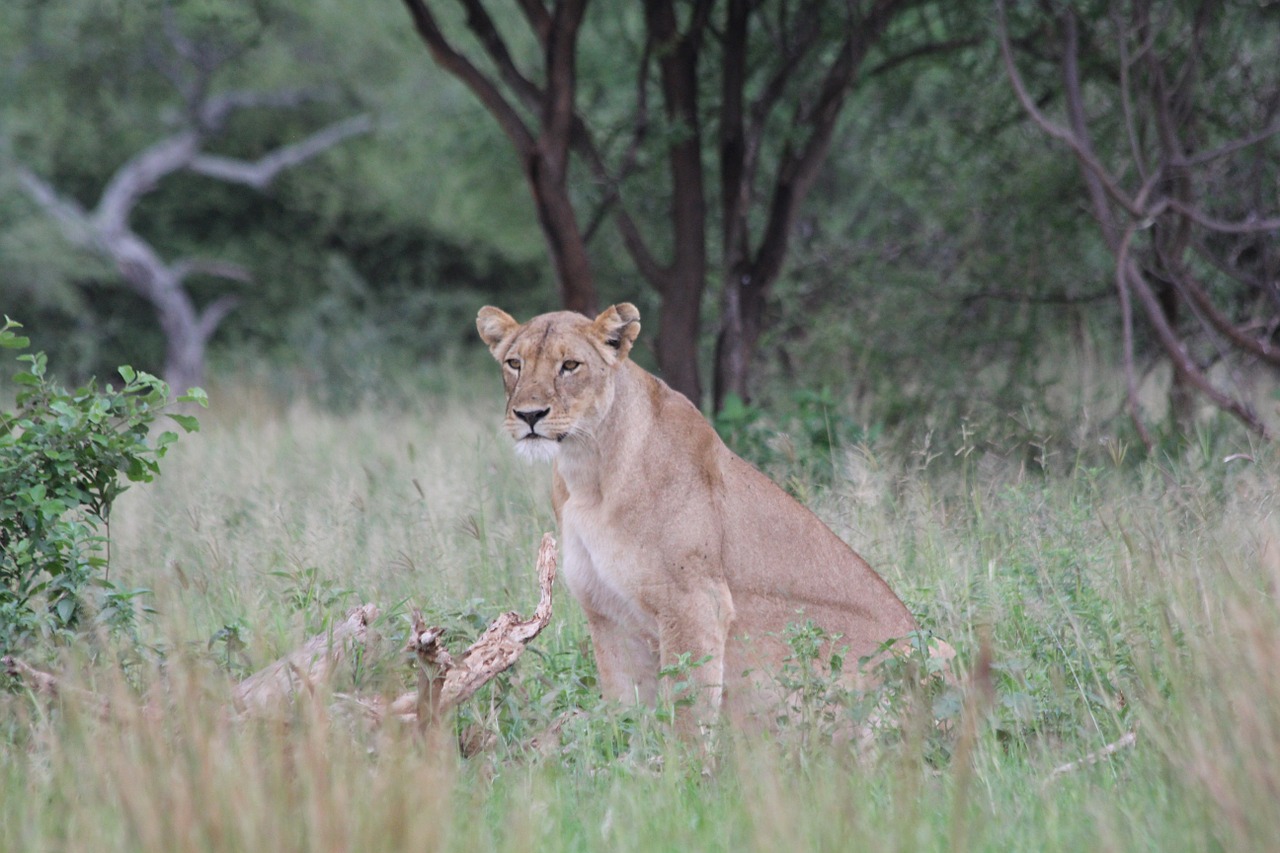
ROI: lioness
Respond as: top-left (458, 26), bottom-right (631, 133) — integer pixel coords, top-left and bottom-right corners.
top-left (477, 303), bottom-right (917, 731)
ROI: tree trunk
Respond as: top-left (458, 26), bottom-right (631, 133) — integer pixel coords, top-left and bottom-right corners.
top-left (655, 272), bottom-right (704, 405)
top-left (644, 0), bottom-right (709, 406)
top-left (148, 271), bottom-right (207, 394)
top-left (712, 268), bottom-right (766, 410)
top-left (528, 159), bottom-right (598, 316)
top-left (162, 333), bottom-right (207, 397)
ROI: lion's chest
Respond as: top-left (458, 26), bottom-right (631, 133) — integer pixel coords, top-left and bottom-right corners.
top-left (558, 496), bottom-right (656, 634)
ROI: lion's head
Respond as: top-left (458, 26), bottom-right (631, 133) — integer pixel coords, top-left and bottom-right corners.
top-left (476, 304), bottom-right (642, 462)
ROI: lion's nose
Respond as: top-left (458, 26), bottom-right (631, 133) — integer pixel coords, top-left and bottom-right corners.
top-left (514, 407), bottom-right (550, 428)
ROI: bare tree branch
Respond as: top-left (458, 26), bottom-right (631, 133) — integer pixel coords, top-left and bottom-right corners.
top-left (1165, 200), bottom-right (1280, 235)
top-left (14, 167), bottom-right (97, 248)
top-left (232, 604), bottom-right (380, 717)
top-left (401, 0), bottom-right (536, 157)
top-left (515, 0), bottom-right (552, 46)
top-left (568, 34), bottom-right (663, 287)
top-left (543, 0), bottom-right (589, 171)
top-left (196, 295), bottom-right (243, 344)
top-left (865, 37), bottom-right (979, 79)
top-left (1045, 730), bottom-right (1138, 785)
top-left (996, 1), bottom-right (1144, 224)
top-left (171, 258), bottom-right (253, 284)
top-left (94, 132), bottom-right (202, 237)
top-left (17, 73), bottom-right (368, 392)
top-left (753, 0), bottom-right (909, 288)
top-left (1190, 238), bottom-right (1267, 294)
top-left (409, 533), bottom-right (557, 727)
top-left (199, 87), bottom-right (338, 131)
top-left (1125, 255), bottom-right (1269, 437)
top-left (1060, 8), bottom-right (1124, 248)
top-left (457, 0), bottom-right (544, 114)
top-left (1171, 120), bottom-right (1280, 168)
top-left (187, 114), bottom-right (373, 189)
top-left (1171, 267), bottom-right (1280, 367)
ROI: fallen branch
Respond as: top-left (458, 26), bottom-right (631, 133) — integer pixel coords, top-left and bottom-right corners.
top-left (1045, 729), bottom-right (1138, 785)
top-left (407, 532), bottom-right (558, 727)
top-left (3, 654), bottom-right (117, 719)
top-left (6, 535), bottom-right (558, 756)
top-left (3, 655), bottom-right (62, 697)
top-left (232, 603), bottom-right (380, 716)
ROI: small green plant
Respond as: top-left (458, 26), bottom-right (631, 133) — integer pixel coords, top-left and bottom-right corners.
top-left (712, 392), bottom-right (773, 468)
top-left (0, 317), bottom-right (205, 657)
top-left (656, 651), bottom-right (713, 722)
top-left (857, 630), bottom-right (963, 764)
top-left (269, 564), bottom-right (353, 618)
top-left (772, 618), bottom-right (853, 745)
top-left (208, 620), bottom-right (250, 675)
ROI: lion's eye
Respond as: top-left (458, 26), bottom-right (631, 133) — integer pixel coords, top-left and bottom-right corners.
top-left (505, 358), bottom-right (521, 371)
top-left (560, 360), bottom-right (581, 375)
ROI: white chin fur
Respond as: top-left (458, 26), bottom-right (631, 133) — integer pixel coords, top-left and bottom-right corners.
top-left (514, 437), bottom-right (561, 463)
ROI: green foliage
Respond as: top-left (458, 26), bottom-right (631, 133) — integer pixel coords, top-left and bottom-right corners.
top-left (655, 651), bottom-right (712, 720)
top-left (0, 318), bottom-right (204, 657)
top-left (713, 387), bottom-right (879, 490)
top-left (269, 564), bottom-right (353, 620)
top-left (772, 619), bottom-right (855, 744)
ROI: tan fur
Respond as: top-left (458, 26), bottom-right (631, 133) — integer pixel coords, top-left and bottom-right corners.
top-left (477, 304), bottom-right (918, 732)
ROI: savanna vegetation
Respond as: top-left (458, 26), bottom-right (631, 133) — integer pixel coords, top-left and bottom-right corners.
top-left (3, 0), bottom-right (1280, 850)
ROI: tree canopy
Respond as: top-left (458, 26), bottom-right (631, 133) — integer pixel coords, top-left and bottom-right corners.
top-left (2, 0), bottom-right (1277, 443)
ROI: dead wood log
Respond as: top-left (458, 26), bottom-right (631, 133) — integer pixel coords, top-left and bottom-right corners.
top-left (232, 603), bottom-right (379, 715)
top-left (6, 536), bottom-right (557, 748)
top-left (406, 532), bottom-right (558, 728)
top-left (3, 654), bottom-right (123, 720)
top-left (3, 655), bottom-right (63, 697)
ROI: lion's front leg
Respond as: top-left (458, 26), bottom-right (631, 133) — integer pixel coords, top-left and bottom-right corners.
top-left (655, 580), bottom-right (735, 739)
top-left (584, 610), bottom-right (660, 706)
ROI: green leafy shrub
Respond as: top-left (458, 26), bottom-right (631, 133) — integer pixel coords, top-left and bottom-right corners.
top-left (0, 318), bottom-right (204, 657)
top-left (713, 388), bottom-right (880, 491)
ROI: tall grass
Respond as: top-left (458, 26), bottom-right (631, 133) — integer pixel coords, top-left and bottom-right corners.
top-left (3, 371), bottom-right (1279, 851)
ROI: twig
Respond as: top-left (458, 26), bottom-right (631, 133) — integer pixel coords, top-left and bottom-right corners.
top-left (1045, 729), bottom-right (1138, 785)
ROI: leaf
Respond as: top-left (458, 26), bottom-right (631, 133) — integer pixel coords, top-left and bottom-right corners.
top-left (117, 365), bottom-right (136, 384)
top-left (55, 597), bottom-right (77, 625)
top-left (168, 413), bottom-right (201, 433)
top-left (177, 387), bottom-right (209, 407)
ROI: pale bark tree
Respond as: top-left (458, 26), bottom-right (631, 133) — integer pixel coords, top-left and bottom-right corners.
top-left (15, 14), bottom-right (371, 395)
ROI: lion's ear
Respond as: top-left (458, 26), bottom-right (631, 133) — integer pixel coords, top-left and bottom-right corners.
top-left (476, 306), bottom-right (519, 356)
top-left (592, 303), bottom-right (641, 361)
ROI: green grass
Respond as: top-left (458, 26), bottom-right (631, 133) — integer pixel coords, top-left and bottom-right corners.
top-left (4, 372), bottom-right (1279, 852)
